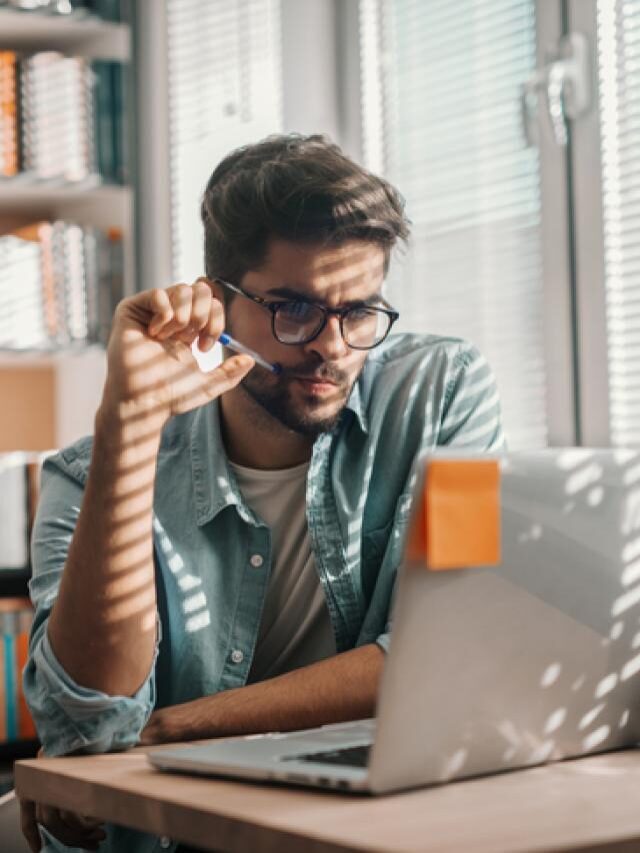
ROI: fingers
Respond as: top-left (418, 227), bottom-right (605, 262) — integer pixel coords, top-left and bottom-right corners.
top-left (34, 803), bottom-right (106, 851)
top-left (171, 354), bottom-right (255, 416)
top-left (204, 354), bottom-right (256, 396)
top-left (19, 798), bottom-right (41, 853)
top-left (148, 281), bottom-right (224, 347)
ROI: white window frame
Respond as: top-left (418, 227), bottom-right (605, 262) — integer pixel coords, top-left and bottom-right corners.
top-left (566, 0), bottom-right (612, 446)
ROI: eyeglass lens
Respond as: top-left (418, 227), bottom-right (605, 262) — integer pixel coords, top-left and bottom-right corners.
top-left (273, 303), bottom-right (391, 348)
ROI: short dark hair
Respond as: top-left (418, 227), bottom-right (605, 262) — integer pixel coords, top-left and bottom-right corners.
top-left (200, 133), bottom-right (411, 286)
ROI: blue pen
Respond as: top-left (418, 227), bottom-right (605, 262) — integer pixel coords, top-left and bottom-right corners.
top-left (218, 332), bottom-right (281, 374)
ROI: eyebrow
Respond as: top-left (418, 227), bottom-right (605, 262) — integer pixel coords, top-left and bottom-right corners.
top-left (264, 285), bottom-right (384, 309)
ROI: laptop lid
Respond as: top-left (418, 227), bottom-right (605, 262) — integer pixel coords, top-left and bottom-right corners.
top-left (368, 448), bottom-right (640, 793)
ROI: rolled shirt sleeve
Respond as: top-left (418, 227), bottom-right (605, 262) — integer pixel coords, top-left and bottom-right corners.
top-left (23, 458), bottom-right (159, 757)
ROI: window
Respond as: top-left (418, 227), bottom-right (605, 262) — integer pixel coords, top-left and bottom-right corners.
top-left (596, 0), bottom-right (640, 446)
top-left (166, 0), bottom-right (283, 283)
top-left (360, 0), bottom-right (548, 449)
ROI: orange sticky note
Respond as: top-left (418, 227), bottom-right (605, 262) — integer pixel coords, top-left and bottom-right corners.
top-left (406, 459), bottom-right (501, 570)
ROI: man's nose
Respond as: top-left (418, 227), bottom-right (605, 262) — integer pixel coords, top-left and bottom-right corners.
top-left (305, 315), bottom-right (349, 362)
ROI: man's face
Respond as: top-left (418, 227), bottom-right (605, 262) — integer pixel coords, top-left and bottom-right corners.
top-left (223, 238), bottom-right (386, 436)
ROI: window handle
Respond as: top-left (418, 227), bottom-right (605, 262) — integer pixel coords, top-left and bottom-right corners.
top-left (521, 33), bottom-right (592, 148)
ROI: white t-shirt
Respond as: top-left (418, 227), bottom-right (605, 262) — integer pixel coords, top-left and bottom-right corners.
top-left (229, 459), bottom-right (337, 683)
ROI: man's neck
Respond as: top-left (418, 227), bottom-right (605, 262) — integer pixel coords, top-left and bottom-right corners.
top-left (219, 386), bottom-right (314, 469)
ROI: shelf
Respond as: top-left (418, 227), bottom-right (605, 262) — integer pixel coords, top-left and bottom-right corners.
top-left (0, 8), bottom-right (129, 59)
top-left (0, 178), bottom-right (130, 209)
top-left (0, 344), bottom-right (105, 368)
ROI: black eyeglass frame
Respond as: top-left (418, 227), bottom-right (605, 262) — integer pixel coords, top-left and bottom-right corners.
top-left (213, 277), bottom-right (399, 350)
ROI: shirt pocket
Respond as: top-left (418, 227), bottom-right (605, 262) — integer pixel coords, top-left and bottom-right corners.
top-left (361, 492), bottom-right (414, 584)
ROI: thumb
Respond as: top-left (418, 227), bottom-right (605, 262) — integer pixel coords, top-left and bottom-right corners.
top-left (203, 354), bottom-right (255, 396)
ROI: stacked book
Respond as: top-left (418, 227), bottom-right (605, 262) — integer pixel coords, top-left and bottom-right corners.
top-left (0, 51), bottom-right (18, 177)
top-left (0, 49), bottom-right (126, 184)
top-left (0, 597), bottom-right (36, 743)
top-left (0, 220), bottom-right (123, 349)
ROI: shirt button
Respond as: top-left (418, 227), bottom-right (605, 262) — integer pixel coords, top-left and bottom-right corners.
top-left (250, 554), bottom-right (264, 568)
top-left (231, 649), bottom-right (244, 664)
top-left (159, 837), bottom-right (171, 849)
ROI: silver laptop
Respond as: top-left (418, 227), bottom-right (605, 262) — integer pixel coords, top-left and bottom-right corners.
top-left (149, 448), bottom-right (640, 794)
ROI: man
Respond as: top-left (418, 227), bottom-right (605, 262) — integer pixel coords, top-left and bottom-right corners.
top-left (21, 134), bottom-right (504, 852)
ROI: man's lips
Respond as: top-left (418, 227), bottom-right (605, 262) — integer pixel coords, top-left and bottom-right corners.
top-left (293, 375), bottom-right (339, 386)
top-left (292, 375), bottom-right (343, 395)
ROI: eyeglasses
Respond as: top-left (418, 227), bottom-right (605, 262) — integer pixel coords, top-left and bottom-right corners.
top-left (214, 277), bottom-right (399, 350)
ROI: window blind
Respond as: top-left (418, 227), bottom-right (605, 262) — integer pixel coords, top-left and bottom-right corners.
top-left (166, 0), bottom-right (283, 284)
top-left (597, 0), bottom-right (640, 447)
top-left (359, 0), bottom-right (548, 449)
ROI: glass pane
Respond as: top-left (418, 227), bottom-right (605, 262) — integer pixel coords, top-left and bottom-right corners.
top-left (167, 0), bottom-right (283, 284)
top-left (597, 0), bottom-right (640, 447)
top-left (360, 0), bottom-right (549, 449)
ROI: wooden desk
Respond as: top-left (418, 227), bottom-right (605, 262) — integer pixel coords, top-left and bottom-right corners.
top-left (14, 746), bottom-right (640, 852)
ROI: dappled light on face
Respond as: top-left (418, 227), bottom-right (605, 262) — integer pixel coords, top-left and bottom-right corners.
top-left (254, 239), bottom-right (386, 307)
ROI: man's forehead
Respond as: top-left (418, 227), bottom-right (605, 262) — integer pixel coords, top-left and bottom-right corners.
top-left (245, 238), bottom-right (385, 301)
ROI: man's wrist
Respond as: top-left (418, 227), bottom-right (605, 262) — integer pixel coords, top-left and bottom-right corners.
top-left (95, 390), bottom-right (168, 449)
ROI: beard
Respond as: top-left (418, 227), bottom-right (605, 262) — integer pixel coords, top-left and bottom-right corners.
top-left (239, 358), bottom-right (359, 437)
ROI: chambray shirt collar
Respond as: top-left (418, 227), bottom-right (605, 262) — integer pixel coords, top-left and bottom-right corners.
top-left (190, 399), bottom-right (248, 526)
top-left (344, 377), bottom-right (369, 435)
top-left (189, 373), bottom-right (369, 527)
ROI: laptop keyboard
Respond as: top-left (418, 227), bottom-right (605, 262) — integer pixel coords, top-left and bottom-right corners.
top-left (283, 744), bottom-right (371, 768)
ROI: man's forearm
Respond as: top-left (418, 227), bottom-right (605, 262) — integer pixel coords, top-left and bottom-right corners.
top-left (47, 400), bottom-right (165, 697)
top-left (142, 643), bottom-right (385, 744)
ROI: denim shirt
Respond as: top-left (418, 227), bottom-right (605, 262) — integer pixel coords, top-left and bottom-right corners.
top-left (23, 333), bottom-right (504, 853)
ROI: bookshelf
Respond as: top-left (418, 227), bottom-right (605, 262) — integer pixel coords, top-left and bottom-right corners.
top-left (0, 2), bottom-right (136, 450)
top-left (0, 2), bottom-right (137, 766)
top-left (0, 7), bottom-right (128, 57)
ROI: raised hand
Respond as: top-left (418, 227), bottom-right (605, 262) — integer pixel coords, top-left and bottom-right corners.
top-left (102, 278), bottom-right (254, 426)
